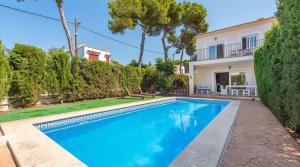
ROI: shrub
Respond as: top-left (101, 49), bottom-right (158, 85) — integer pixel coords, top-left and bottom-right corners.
top-left (79, 59), bottom-right (116, 99)
top-left (155, 58), bottom-right (175, 94)
top-left (46, 49), bottom-right (73, 103)
top-left (0, 42), bottom-right (11, 100)
top-left (156, 72), bottom-right (173, 95)
top-left (9, 44), bottom-right (46, 107)
top-left (141, 66), bottom-right (157, 93)
top-left (255, 23), bottom-right (289, 124)
top-left (255, 0), bottom-right (300, 132)
top-left (70, 56), bottom-right (85, 101)
top-left (277, 0), bottom-right (300, 131)
top-left (171, 74), bottom-right (189, 89)
top-left (119, 66), bottom-right (142, 94)
top-left (155, 58), bottom-right (175, 76)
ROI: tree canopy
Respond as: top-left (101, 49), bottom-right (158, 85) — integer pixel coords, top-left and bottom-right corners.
top-left (17, 0), bottom-right (75, 56)
top-left (108, 0), bottom-right (171, 68)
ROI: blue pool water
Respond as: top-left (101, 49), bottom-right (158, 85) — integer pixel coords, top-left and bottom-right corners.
top-left (40, 98), bottom-right (228, 167)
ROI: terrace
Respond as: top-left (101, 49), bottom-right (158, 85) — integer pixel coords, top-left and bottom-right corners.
top-left (192, 39), bottom-right (264, 61)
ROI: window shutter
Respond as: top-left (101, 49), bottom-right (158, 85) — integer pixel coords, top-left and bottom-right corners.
top-left (217, 44), bottom-right (224, 58)
top-left (242, 37), bottom-right (247, 49)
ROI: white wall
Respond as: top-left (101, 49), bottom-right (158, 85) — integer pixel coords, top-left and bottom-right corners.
top-left (196, 19), bottom-right (273, 51)
top-left (175, 65), bottom-right (186, 74)
top-left (77, 46), bottom-right (111, 62)
top-left (189, 18), bottom-right (274, 95)
top-left (195, 61), bottom-right (255, 92)
top-left (77, 47), bottom-right (85, 59)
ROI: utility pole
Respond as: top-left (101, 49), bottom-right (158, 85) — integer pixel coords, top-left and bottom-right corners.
top-left (74, 18), bottom-right (80, 56)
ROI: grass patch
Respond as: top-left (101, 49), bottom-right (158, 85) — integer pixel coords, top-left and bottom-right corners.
top-left (0, 96), bottom-right (162, 122)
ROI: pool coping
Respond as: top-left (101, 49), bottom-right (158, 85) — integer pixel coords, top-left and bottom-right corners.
top-left (170, 98), bottom-right (240, 167)
top-left (0, 97), bottom-right (240, 166)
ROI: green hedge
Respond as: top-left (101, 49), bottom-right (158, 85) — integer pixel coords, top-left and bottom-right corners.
top-left (46, 49), bottom-right (72, 103)
top-left (9, 44), bottom-right (46, 107)
top-left (0, 42), bottom-right (11, 99)
top-left (255, 0), bottom-right (300, 132)
top-left (3, 43), bottom-right (188, 108)
top-left (5, 44), bottom-right (142, 107)
top-left (78, 59), bottom-right (116, 99)
top-left (141, 66), bottom-right (157, 92)
top-left (171, 74), bottom-right (189, 88)
top-left (118, 65), bottom-right (142, 94)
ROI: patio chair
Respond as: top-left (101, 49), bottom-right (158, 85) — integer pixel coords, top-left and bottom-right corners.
top-left (243, 89), bottom-right (251, 96)
top-left (138, 87), bottom-right (155, 98)
top-left (196, 86), bottom-right (203, 94)
top-left (125, 87), bottom-right (144, 99)
top-left (203, 86), bottom-right (211, 94)
top-left (231, 89), bottom-right (239, 96)
top-left (230, 50), bottom-right (238, 57)
top-left (220, 86), bottom-right (228, 95)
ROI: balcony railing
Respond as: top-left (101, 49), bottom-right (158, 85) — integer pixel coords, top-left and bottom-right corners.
top-left (192, 39), bottom-right (264, 61)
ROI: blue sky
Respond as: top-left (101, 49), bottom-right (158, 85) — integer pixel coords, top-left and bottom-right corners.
top-left (0, 0), bottom-right (276, 65)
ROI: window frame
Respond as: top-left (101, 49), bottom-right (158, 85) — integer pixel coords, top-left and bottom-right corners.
top-left (242, 34), bottom-right (258, 49)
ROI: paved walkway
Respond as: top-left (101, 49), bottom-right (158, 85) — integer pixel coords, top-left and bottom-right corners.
top-left (0, 129), bottom-right (16, 167)
top-left (0, 144), bottom-right (16, 167)
top-left (220, 100), bottom-right (300, 167)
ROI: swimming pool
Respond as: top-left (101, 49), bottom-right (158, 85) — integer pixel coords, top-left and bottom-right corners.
top-left (36, 98), bottom-right (229, 167)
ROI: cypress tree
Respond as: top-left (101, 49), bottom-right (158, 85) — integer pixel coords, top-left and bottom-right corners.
top-left (0, 42), bottom-right (11, 100)
top-left (9, 44), bottom-right (46, 106)
top-left (277, 0), bottom-right (300, 131)
top-left (46, 49), bottom-right (72, 103)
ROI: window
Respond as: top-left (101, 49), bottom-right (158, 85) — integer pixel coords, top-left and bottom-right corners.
top-left (231, 72), bottom-right (246, 85)
top-left (209, 44), bottom-right (224, 59)
top-left (248, 36), bottom-right (257, 48)
top-left (209, 45), bottom-right (217, 59)
top-left (242, 35), bottom-right (257, 49)
top-left (88, 53), bottom-right (99, 61)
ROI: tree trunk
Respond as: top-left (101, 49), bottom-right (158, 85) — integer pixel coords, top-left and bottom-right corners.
top-left (74, 18), bottom-right (79, 56)
top-left (162, 31), bottom-right (168, 61)
top-left (56, 0), bottom-right (75, 57)
top-left (180, 49), bottom-right (184, 74)
top-left (138, 30), bottom-right (146, 69)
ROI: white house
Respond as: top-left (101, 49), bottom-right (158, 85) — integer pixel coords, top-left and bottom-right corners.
top-left (175, 65), bottom-right (186, 74)
top-left (189, 17), bottom-right (275, 96)
top-left (77, 43), bottom-right (111, 63)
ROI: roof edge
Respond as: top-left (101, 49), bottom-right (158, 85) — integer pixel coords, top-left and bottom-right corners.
top-left (196, 16), bottom-right (275, 38)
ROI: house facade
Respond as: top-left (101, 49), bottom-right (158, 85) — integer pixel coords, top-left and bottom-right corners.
top-left (189, 17), bottom-right (275, 96)
top-left (77, 43), bottom-right (111, 63)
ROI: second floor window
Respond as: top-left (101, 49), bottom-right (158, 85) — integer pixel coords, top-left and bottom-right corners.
top-left (209, 44), bottom-right (224, 59)
top-left (242, 35), bottom-right (257, 49)
top-left (209, 45), bottom-right (217, 59)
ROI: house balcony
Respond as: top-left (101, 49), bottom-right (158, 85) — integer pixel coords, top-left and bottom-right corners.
top-left (192, 40), bottom-right (264, 62)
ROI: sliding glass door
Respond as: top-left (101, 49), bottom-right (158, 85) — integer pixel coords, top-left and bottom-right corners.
top-left (209, 44), bottom-right (224, 60)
